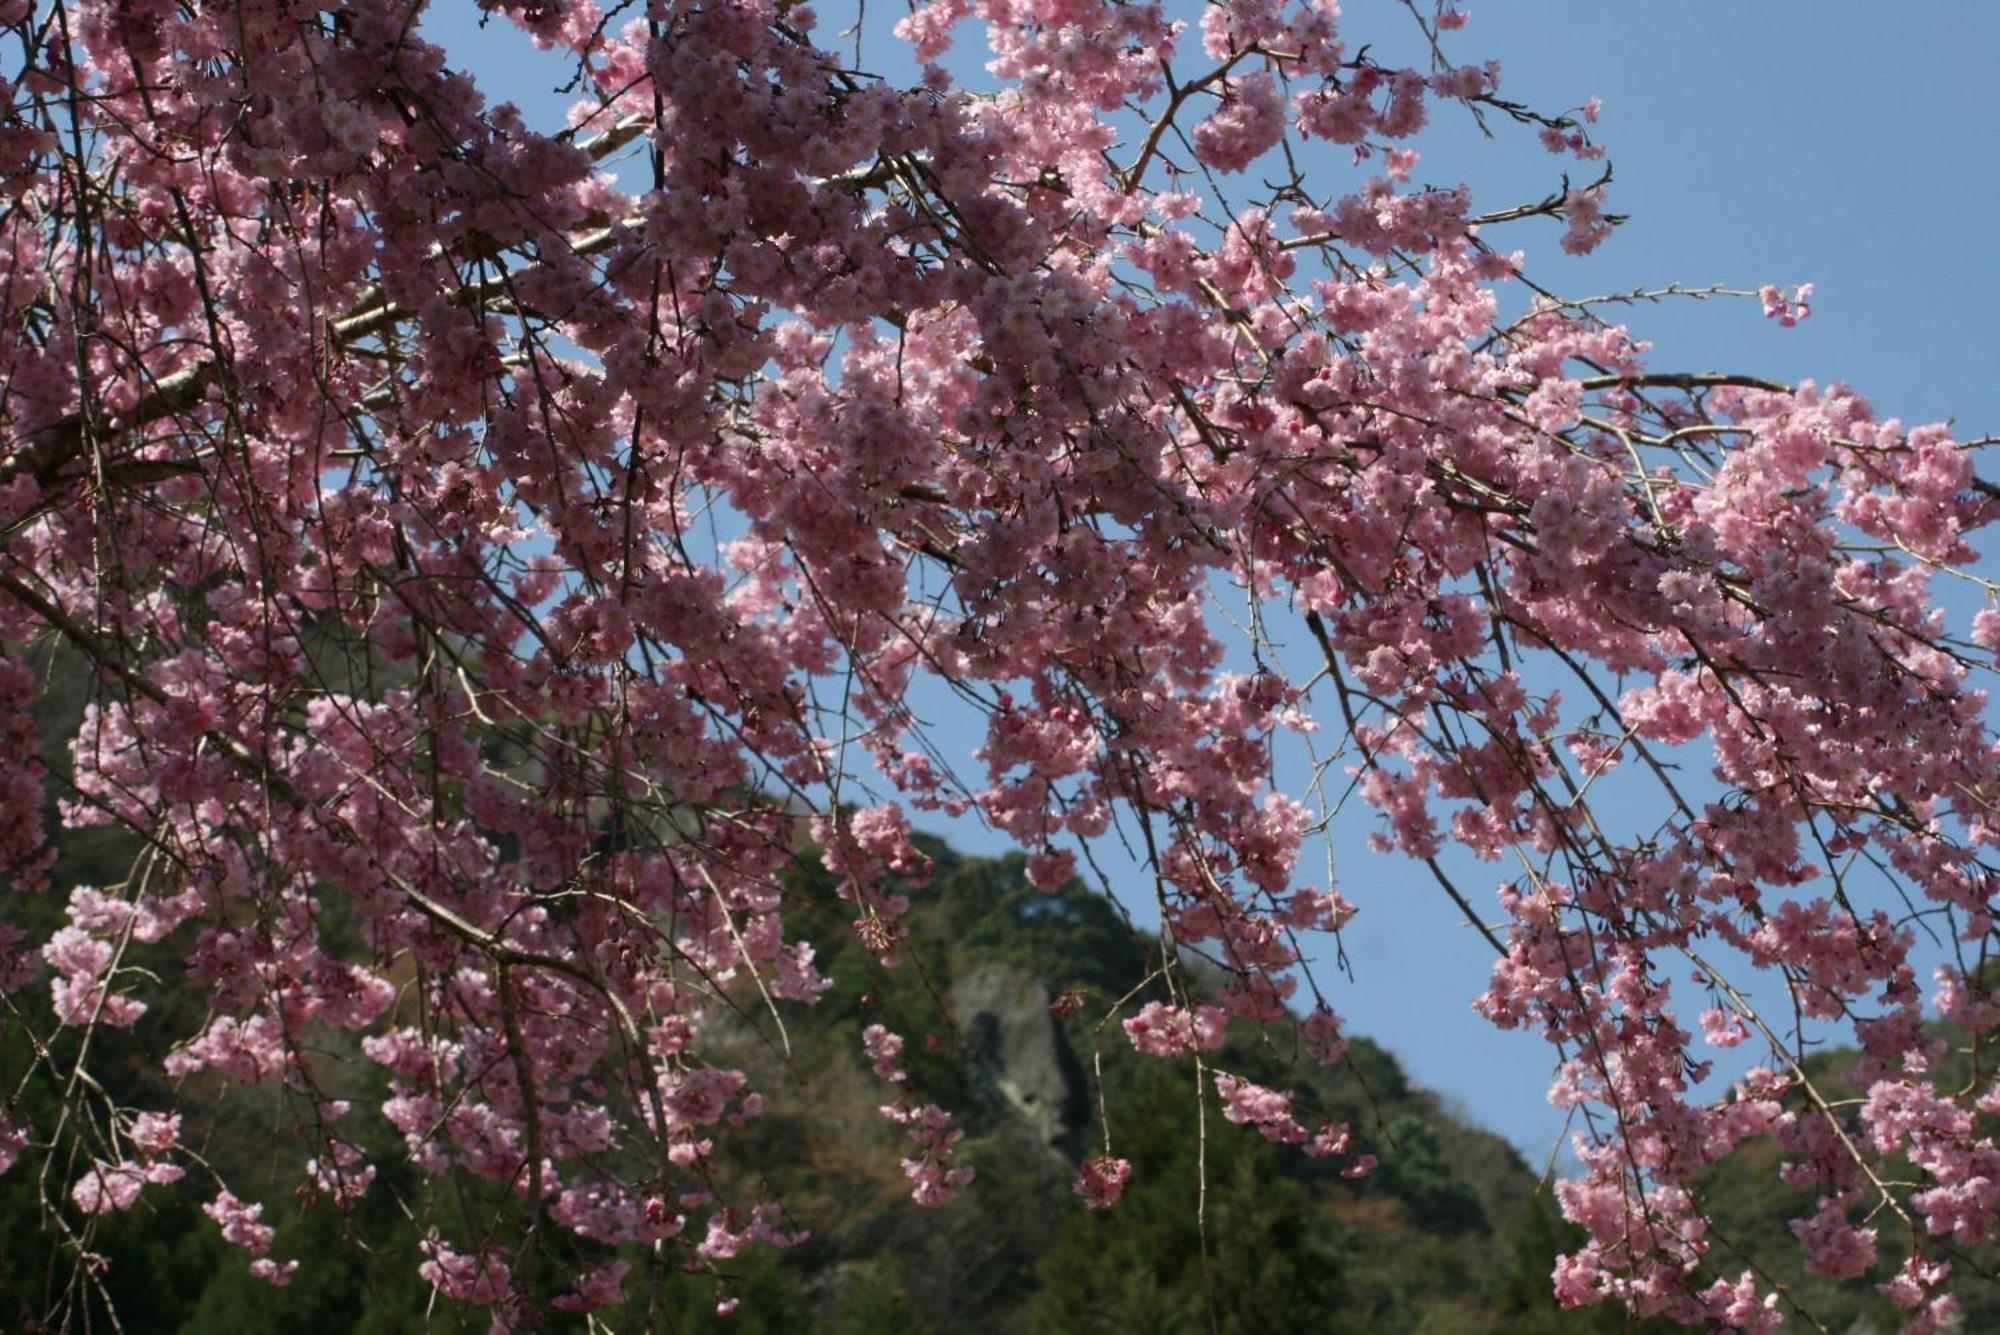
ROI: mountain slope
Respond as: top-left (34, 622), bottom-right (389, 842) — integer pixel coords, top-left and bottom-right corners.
top-left (3, 642), bottom-right (1641, 1329)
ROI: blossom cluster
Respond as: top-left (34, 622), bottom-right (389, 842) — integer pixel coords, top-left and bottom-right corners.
top-left (0, 0), bottom-right (1995, 1324)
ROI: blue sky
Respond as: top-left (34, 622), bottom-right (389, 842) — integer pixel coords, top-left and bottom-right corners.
top-left (1433, 5), bottom-right (2000, 433)
top-left (1315, 4), bottom-right (2000, 1155)
top-left (428, 2), bottom-right (2000, 1159)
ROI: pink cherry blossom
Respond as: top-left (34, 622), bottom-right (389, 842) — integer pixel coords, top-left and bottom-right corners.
top-left (0, 1114), bottom-right (25, 1176)
top-left (70, 1161), bottom-right (146, 1214)
top-left (862, 1023), bottom-right (909, 1083)
top-left (1123, 1001), bottom-right (1229, 1058)
top-left (1759, 281), bottom-right (1814, 327)
top-left (129, 1111), bottom-right (180, 1156)
top-left (880, 1101), bottom-right (975, 1207)
top-left (1074, 1156), bottom-right (1132, 1210)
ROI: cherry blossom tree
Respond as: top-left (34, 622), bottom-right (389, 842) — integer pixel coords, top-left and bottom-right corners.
top-left (0, 0), bottom-right (1995, 1326)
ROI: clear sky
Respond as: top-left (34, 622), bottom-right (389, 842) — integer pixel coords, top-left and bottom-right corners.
top-left (428, 2), bottom-right (2000, 1159)
top-left (1316, 4), bottom-right (2000, 1155)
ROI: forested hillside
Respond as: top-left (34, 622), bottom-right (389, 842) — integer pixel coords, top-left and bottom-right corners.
top-left (2, 645), bottom-right (1987, 1331)
top-left (0, 812), bottom-right (1618, 1331)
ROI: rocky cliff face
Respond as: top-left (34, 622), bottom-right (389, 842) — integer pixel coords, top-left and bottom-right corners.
top-left (951, 963), bottom-right (1086, 1149)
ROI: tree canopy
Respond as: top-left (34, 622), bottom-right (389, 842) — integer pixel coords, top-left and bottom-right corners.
top-left (1, 0), bottom-right (1996, 1328)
